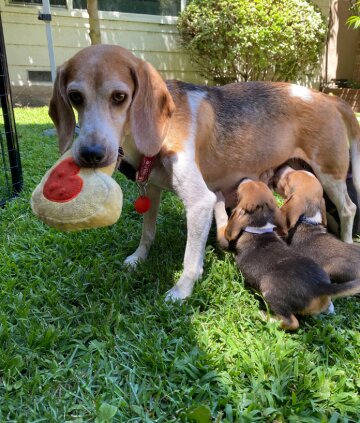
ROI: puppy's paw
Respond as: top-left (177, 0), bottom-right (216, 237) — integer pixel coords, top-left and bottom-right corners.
top-left (259, 310), bottom-right (278, 324)
top-left (217, 226), bottom-right (229, 249)
top-left (326, 301), bottom-right (335, 315)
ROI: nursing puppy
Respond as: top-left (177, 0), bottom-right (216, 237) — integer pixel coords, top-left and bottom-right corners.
top-left (274, 165), bottom-right (360, 283)
top-left (214, 179), bottom-right (360, 330)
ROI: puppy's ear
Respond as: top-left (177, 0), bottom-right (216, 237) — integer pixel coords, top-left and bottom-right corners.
top-left (130, 61), bottom-right (175, 157)
top-left (238, 183), bottom-right (272, 213)
top-left (225, 208), bottom-right (249, 241)
top-left (280, 195), bottom-right (304, 230)
top-left (49, 64), bottom-right (76, 154)
top-left (320, 198), bottom-right (327, 227)
top-left (273, 169), bottom-right (288, 196)
top-left (273, 207), bottom-right (288, 236)
top-left (259, 168), bottom-right (274, 187)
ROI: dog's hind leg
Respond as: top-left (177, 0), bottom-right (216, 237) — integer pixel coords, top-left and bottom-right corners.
top-left (324, 100), bottom-right (360, 242)
top-left (124, 184), bottom-right (162, 267)
top-left (259, 310), bottom-right (299, 330)
top-left (314, 172), bottom-right (356, 243)
top-left (278, 314), bottom-right (299, 331)
top-left (350, 139), bottom-right (360, 223)
top-left (338, 98), bottom-right (360, 227)
top-left (262, 291), bottom-right (299, 330)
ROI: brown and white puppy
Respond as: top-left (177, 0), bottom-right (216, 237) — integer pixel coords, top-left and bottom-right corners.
top-left (214, 179), bottom-right (360, 330)
top-left (274, 166), bottom-right (360, 283)
top-left (49, 44), bottom-right (360, 300)
top-left (273, 165), bottom-right (327, 230)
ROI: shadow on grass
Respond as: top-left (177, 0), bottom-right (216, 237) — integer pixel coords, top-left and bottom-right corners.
top-left (1, 117), bottom-right (360, 422)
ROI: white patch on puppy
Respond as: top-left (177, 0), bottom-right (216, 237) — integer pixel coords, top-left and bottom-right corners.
top-left (326, 302), bottom-right (335, 315)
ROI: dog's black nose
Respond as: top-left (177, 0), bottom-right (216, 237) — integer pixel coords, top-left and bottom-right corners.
top-left (79, 145), bottom-right (106, 166)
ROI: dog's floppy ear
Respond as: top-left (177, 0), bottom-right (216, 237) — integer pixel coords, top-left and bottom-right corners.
top-left (273, 207), bottom-right (288, 236)
top-left (48, 64), bottom-right (76, 154)
top-left (273, 166), bottom-right (293, 197)
top-left (320, 198), bottom-right (327, 227)
top-left (225, 208), bottom-right (249, 242)
top-left (280, 195), bottom-right (304, 230)
top-left (130, 61), bottom-right (175, 157)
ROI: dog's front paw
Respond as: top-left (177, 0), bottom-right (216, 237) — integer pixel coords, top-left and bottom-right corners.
top-left (123, 253), bottom-right (143, 269)
top-left (165, 286), bottom-right (191, 302)
top-left (165, 270), bottom-right (200, 302)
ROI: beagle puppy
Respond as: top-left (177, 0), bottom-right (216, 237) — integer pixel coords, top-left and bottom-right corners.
top-left (49, 44), bottom-right (360, 300)
top-left (274, 166), bottom-right (360, 283)
top-left (214, 179), bottom-right (360, 330)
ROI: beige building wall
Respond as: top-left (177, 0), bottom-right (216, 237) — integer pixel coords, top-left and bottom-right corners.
top-left (1, 0), bottom-right (358, 105)
top-left (315, 0), bottom-right (331, 15)
top-left (285, 0), bottom-right (360, 87)
top-left (318, 0), bottom-right (360, 85)
top-left (0, 0), bottom-right (202, 105)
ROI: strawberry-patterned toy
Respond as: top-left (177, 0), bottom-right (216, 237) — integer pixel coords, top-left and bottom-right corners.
top-left (31, 149), bottom-right (123, 231)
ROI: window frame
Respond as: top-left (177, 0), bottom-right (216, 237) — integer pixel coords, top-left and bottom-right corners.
top-left (7, 0), bottom-right (187, 19)
top-left (7, 0), bottom-right (67, 8)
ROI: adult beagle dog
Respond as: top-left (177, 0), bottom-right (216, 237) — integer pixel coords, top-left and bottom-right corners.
top-left (274, 166), bottom-right (360, 284)
top-left (214, 180), bottom-right (360, 330)
top-left (49, 44), bottom-right (360, 300)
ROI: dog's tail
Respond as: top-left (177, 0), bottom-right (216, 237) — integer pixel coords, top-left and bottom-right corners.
top-left (335, 98), bottom-right (360, 195)
top-left (320, 279), bottom-right (360, 299)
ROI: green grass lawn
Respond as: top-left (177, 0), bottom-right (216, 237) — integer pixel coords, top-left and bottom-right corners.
top-left (0, 107), bottom-right (360, 422)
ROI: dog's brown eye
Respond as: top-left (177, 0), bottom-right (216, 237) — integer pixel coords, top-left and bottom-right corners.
top-left (112, 91), bottom-right (126, 104)
top-left (68, 90), bottom-right (83, 106)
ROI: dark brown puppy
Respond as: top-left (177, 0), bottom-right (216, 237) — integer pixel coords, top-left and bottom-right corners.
top-left (214, 179), bottom-right (360, 330)
top-left (274, 165), bottom-right (360, 283)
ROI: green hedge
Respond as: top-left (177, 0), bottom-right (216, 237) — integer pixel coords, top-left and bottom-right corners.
top-left (178, 0), bottom-right (327, 84)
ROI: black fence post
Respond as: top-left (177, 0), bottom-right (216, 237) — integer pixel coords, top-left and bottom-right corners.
top-left (0, 13), bottom-right (22, 207)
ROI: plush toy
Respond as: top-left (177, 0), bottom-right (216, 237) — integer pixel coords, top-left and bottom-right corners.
top-left (31, 150), bottom-right (123, 231)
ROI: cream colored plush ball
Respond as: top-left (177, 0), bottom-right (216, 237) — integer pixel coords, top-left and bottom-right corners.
top-left (31, 150), bottom-right (123, 231)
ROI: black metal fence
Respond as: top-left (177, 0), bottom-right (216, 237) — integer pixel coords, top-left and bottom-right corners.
top-left (0, 14), bottom-right (22, 207)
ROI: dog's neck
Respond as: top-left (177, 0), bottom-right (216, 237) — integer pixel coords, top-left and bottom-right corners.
top-left (287, 211), bottom-right (327, 244)
top-left (243, 222), bottom-right (276, 234)
top-left (298, 210), bottom-right (322, 226)
top-left (121, 132), bottom-right (142, 168)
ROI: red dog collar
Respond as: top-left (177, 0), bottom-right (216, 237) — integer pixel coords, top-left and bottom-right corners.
top-left (136, 156), bottom-right (155, 185)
